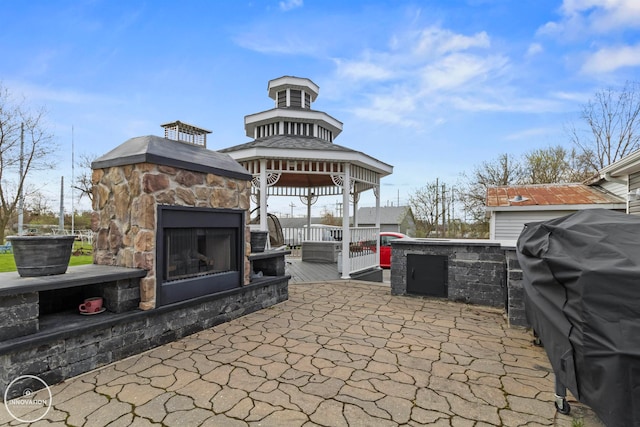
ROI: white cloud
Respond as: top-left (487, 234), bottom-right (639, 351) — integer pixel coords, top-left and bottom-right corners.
top-left (536, 0), bottom-right (640, 75)
top-left (334, 58), bottom-right (394, 81)
top-left (505, 127), bottom-right (558, 141)
top-left (279, 0), bottom-right (303, 12)
top-left (353, 88), bottom-right (417, 125)
top-left (328, 23), bottom-right (527, 125)
top-left (234, 32), bottom-right (318, 55)
top-left (540, 0), bottom-right (640, 37)
top-left (352, 105), bottom-right (420, 128)
top-left (526, 43), bottom-right (543, 57)
top-left (419, 53), bottom-right (508, 93)
top-left (448, 95), bottom-right (565, 114)
top-left (581, 43), bottom-right (640, 73)
top-left (552, 90), bottom-right (592, 103)
top-left (561, 0), bottom-right (640, 32)
top-left (6, 80), bottom-right (117, 106)
top-left (413, 27), bottom-right (490, 56)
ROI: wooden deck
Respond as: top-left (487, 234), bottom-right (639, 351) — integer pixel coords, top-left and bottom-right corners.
top-left (285, 256), bottom-right (390, 284)
top-left (286, 257), bottom-right (341, 283)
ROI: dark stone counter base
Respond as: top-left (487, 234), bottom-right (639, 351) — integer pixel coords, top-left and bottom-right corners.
top-left (0, 277), bottom-right (289, 400)
top-left (390, 239), bottom-right (526, 328)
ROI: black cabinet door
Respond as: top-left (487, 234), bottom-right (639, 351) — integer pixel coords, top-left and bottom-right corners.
top-left (406, 254), bottom-right (448, 297)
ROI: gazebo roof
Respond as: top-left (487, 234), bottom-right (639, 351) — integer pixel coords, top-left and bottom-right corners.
top-left (221, 134), bottom-right (352, 152)
top-left (220, 135), bottom-right (392, 177)
top-left (220, 75), bottom-right (392, 201)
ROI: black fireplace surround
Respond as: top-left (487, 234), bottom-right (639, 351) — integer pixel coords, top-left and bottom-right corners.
top-left (157, 206), bottom-right (245, 306)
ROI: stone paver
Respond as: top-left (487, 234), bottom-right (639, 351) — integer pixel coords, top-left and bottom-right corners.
top-left (0, 281), bottom-right (604, 426)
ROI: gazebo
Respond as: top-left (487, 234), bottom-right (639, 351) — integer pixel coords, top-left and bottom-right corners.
top-left (220, 76), bottom-right (393, 279)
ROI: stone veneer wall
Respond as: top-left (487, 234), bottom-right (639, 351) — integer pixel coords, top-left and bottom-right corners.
top-left (91, 163), bottom-right (251, 310)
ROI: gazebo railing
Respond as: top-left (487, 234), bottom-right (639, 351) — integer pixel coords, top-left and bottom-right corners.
top-left (282, 225), bottom-right (380, 275)
top-left (347, 227), bottom-right (379, 274)
top-left (281, 225), bottom-right (342, 247)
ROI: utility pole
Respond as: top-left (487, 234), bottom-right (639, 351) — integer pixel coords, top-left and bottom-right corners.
top-left (289, 202), bottom-right (296, 218)
top-left (71, 126), bottom-right (75, 234)
top-left (450, 186), bottom-right (455, 237)
top-left (59, 176), bottom-right (64, 232)
top-left (18, 123), bottom-right (24, 235)
top-left (435, 178), bottom-right (439, 237)
top-left (441, 183), bottom-right (446, 238)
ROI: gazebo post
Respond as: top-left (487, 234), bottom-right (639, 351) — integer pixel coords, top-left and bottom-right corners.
top-left (354, 195), bottom-right (359, 227)
top-left (306, 191), bottom-right (312, 240)
top-left (375, 185), bottom-right (381, 266)
top-left (341, 165), bottom-right (351, 279)
top-left (259, 158), bottom-right (268, 232)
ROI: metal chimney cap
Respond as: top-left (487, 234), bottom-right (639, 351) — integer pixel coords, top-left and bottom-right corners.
top-left (509, 195), bottom-right (529, 203)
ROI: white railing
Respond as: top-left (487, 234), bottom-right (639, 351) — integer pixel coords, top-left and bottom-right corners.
top-left (344, 227), bottom-right (379, 274)
top-left (281, 225), bottom-right (342, 246)
top-left (282, 225), bottom-right (380, 276)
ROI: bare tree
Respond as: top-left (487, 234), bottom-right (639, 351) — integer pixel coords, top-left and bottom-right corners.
top-left (0, 84), bottom-right (57, 243)
top-left (72, 152), bottom-right (96, 203)
top-left (569, 81), bottom-right (640, 170)
top-left (408, 178), bottom-right (456, 237)
top-left (459, 153), bottom-right (525, 225)
top-left (524, 145), bottom-right (571, 184)
top-left (565, 147), bottom-right (595, 182)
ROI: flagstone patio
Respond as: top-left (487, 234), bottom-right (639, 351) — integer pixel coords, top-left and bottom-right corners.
top-left (0, 281), bottom-right (603, 426)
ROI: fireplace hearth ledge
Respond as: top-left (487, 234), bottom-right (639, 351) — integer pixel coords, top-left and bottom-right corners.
top-left (0, 264), bottom-right (147, 296)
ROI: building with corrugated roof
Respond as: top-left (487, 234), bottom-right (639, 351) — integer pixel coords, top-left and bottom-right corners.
top-left (485, 183), bottom-right (625, 240)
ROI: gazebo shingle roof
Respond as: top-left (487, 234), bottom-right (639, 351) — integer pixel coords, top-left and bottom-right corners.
top-left (219, 135), bottom-right (356, 153)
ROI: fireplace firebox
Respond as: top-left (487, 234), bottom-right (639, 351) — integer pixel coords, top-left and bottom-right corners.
top-left (157, 206), bottom-right (245, 305)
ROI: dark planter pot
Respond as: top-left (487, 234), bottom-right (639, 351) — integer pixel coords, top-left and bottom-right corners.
top-left (250, 231), bottom-right (269, 253)
top-left (7, 235), bottom-right (77, 277)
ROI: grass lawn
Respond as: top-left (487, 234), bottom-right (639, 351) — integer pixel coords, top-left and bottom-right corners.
top-left (0, 242), bottom-right (93, 273)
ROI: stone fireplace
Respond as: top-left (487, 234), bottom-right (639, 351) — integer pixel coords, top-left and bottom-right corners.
top-left (1, 122), bottom-right (290, 401)
top-left (91, 122), bottom-right (253, 309)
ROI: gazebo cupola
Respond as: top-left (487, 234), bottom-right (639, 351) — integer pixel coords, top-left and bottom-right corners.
top-left (220, 76), bottom-right (393, 280)
top-left (244, 76), bottom-right (342, 142)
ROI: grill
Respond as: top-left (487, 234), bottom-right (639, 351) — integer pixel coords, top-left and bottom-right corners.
top-left (516, 209), bottom-right (640, 426)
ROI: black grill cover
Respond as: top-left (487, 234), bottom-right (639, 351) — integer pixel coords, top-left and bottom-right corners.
top-left (516, 209), bottom-right (640, 427)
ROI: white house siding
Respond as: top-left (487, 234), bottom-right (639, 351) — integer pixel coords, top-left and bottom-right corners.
top-left (492, 210), bottom-right (577, 241)
top-left (599, 180), bottom-right (627, 199)
top-left (630, 172), bottom-right (640, 215)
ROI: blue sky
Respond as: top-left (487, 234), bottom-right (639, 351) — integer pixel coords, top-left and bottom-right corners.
top-left (2, 0), bottom-right (639, 217)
